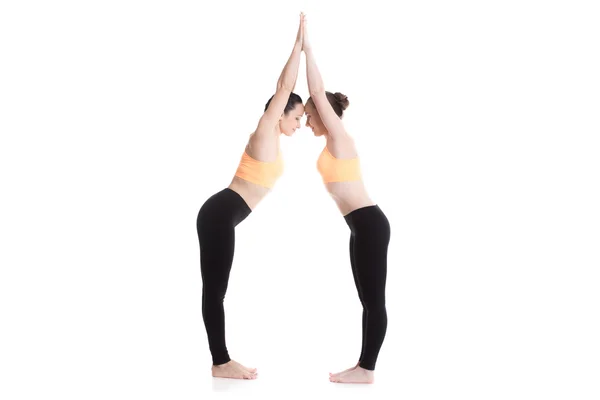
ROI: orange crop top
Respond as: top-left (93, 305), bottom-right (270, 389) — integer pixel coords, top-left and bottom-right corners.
top-left (317, 146), bottom-right (362, 183)
top-left (234, 151), bottom-right (283, 189)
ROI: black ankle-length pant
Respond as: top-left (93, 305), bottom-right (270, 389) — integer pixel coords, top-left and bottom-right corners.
top-left (196, 188), bottom-right (251, 365)
top-left (344, 205), bottom-right (391, 371)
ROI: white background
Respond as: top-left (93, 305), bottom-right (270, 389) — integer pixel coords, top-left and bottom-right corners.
top-left (1, 0), bottom-right (599, 399)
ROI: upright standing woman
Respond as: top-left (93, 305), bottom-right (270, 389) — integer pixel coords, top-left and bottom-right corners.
top-left (302, 14), bottom-right (391, 384)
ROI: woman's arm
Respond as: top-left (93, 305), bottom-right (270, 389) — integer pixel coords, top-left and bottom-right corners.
top-left (256, 13), bottom-right (304, 134)
top-left (303, 16), bottom-right (347, 139)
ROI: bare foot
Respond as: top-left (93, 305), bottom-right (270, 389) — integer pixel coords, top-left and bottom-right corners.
top-left (329, 366), bottom-right (374, 384)
top-left (329, 362), bottom-right (359, 377)
top-left (212, 360), bottom-right (257, 380)
top-left (230, 360), bottom-right (257, 374)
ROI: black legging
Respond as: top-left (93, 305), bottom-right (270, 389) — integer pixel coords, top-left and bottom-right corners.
top-left (344, 205), bottom-right (390, 371)
top-left (196, 188), bottom-right (251, 365)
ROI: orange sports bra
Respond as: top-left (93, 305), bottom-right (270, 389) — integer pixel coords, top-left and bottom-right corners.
top-left (234, 150), bottom-right (284, 189)
top-left (317, 146), bottom-right (362, 183)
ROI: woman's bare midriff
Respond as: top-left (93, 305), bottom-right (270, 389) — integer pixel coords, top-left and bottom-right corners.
top-left (324, 180), bottom-right (376, 216)
top-left (228, 176), bottom-right (271, 211)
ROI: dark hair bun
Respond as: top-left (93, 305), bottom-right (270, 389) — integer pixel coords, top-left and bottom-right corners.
top-left (333, 92), bottom-right (349, 110)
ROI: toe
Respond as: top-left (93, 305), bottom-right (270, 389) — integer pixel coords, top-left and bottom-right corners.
top-left (245, 371), bottom-right (257, 379)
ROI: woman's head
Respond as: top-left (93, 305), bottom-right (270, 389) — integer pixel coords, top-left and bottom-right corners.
top-left (304, 91), bottom-right (349, 137)
top-left (265, 92), bottom-right (304, 136)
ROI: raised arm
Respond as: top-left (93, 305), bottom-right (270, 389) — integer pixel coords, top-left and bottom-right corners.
top-left (256, 13), bottom-right (304, 134)
top-left (302, 16), bottom-right (347, 139)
